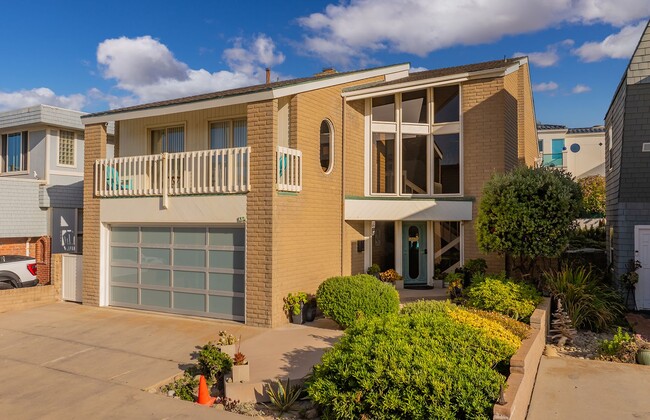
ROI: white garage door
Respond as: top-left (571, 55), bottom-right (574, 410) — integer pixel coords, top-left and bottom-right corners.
top-left (109, 226), bottom-right (245, 321)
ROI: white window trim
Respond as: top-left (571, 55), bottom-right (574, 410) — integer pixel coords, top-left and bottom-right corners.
top-left (57, 130), bottom-right (77, 168)
top-left (320, 119), bottom-right (335, 174)
top-left (1, 131), bottom-right (29, 174)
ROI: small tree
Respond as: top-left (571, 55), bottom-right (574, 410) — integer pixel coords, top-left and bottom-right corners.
top-left (577, 175), bottom-right (605, 217)
top-left (476, 166), bottom-right (582, 278)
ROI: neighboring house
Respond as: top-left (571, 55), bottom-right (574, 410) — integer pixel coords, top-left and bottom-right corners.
top-left (0, 105), bottom-right (114, 283)
top-left (606, 20), bottom-right (650, 310)
top-left (537, 123), bottom-right (605, 178)
top-left (81, 57), bottom-right (537, 327)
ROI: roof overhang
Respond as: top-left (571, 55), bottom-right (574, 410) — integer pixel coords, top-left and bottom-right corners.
top-left (82, 63), bottom-right (411, 125)
top-left (344, 198), bottom-right (472, 221)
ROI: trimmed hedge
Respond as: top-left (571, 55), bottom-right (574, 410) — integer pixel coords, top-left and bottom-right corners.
top-left (309, 300), bottom-right (521, 419)
top-left (466, 308), bottom-right (531, 340)
top-left (465, 276), bottom-right (542, 321)
top-left (316, 274), bottom-right (400, 328)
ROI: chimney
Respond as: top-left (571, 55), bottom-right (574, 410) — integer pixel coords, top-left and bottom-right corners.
top-left (265, 68), bottom-right (271, 85)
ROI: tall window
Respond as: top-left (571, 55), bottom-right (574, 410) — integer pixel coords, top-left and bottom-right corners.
top-left (2, 131), bottom-right (28, 172)
top-left (151, 126), bottom-right (184, 153)
top-left (210, 119), bottom-right (247, 149)
top-left (372, 95), bottom-right (395, 122)
top-left (433, 134), bottom-right (460, 194)
top-left (320, 120), bottom-right (333, 173)
top-left (372, 133), bottom-right (395, 193)
top-left (58, 130), bottom-right (75, 166)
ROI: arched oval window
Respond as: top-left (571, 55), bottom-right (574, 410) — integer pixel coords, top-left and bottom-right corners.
top-left (320, 120), bottom-right (334, 173)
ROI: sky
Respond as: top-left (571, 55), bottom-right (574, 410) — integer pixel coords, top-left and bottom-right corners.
top-left (0, 0), bottom-right (648, 128)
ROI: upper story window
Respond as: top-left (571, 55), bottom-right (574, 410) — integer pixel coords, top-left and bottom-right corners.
top-left (58, 130), bottom-right (75, 167)
top-left (1, 131), bottom-right (28, 172)
top-left (210, 119), bottom-right (247, 149)
top-left (151, 126), bottom-right (184, 153)
top-left (369, 85), bottom-right (461, 196)
top-left (320, 120), bottom-right (333, 173)
top-left (538, 139), bottom-right (544, 153)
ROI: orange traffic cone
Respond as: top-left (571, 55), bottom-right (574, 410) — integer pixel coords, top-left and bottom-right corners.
top-left (196, 375), bottom-right (216, 406)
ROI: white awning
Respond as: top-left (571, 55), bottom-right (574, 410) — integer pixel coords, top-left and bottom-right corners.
top-left (344, 198), bottom-right (472, 221)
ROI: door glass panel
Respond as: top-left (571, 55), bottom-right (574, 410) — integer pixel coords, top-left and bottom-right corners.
top-left (434, 85), bottom-right (459, 123)
top-left (174, 292), bottom-right (206, 311)
top-left (210, 121), bottom-right (231, 149)
top-left (372, 133), bottom-right (396, 194)
top-left (209, 295), bottom-right (245, 316)
top-left (174, 249), bottom-right (206, 267)
top-left (7, 133), bottom-right (22, 171)
top-left (434, 221), bottom-right (461, 277)
top-left (111, 286), bottom-right (138, 304)
top-left (433, 133), bottom-right (460, 194)
top-left (141, 227), bottom-right (171, 245)
top-left (233, 120), bottom-right (247, 147)
top-left (174, 271), bottom-right (206, 289)
top-left (209, 273), bottom-right (245, 293)
top-left (402, 90), bottom-right (427, 124)
top-left (408, 226), bottom-right (420, 279)
top-left (209, 228), bottom-right (245, 247)
top-left (210, 250), bottom-right (245, 270)
top-left (372, 95), bottom-right (395, 122)
top-left (112, 227), bottom-right (139, 243)
top-left (111, 247), bottom-right (138, 264)
top-left (372, 222), bottom-right (395, 271)
top-left (402, 134), bottom-right (428, 194)
top-left (141, 248), bottom-right (170, 265)
top-left (141, 268), bottom-right (170, 286)
top-left (111, 267), bottom-right (138, 284)
top-left (174, 228), bottom-right (206, 245)
top-left (141, 289), bottom-right (170, 308)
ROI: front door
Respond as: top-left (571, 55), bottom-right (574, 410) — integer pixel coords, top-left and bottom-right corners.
top-left (402, 222), bottom-right (427, 285)
top-left (635, 226), bottom-right (650, 310)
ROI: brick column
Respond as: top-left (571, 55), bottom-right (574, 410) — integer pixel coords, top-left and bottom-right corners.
top-left (35, 236), bottom-right (51, 284)
top-left (82, 123), bottom-right (107, 305)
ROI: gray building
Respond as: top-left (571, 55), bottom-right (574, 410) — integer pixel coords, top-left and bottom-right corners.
top-left (605, 20), bottom-right (650, 310)
top-left (0, 105), bottom-right (113, 255)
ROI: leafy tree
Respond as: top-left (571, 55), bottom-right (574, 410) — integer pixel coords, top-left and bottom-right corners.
top-left (577, 175), bottom-right (605, 217)
top-left (476, 166), bottom-right (582, 278)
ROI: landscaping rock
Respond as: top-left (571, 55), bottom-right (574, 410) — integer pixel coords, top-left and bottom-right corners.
top-left (166, 390), bottom-right (175, 398)
top-left (304, 408), bottom-right (319, 419)
top-left (544, 345), bottom-right (559, 358)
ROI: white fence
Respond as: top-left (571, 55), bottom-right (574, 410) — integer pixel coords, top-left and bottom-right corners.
top-left (95, 147), bottom-right (251, 198)
top-left (276, 146), bottom-right (303, 192)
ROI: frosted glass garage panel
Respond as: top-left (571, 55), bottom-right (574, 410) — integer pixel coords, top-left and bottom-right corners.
top-left (174, 271), bottom-right (206, 289)
top-left (209, 273), bottom-right (245, 293)
top-left (111, 286), bottom-right (138, 304)
top-left (174, 228), bottom-right (206, 245)
top-left (111, 266), bottom-right (138, 284)
top-left (209, 228), bottom-right (245, 247)
top-left (209, 296), bottom-right (245, 317)
top-left (141, 268), bottom-right (170, 286)
top-left (141, 248), bottom-right (170, 265)
top-left (209, 250), bottom-right (245, 270)
top-left (141, 227), bottom-right (171, 244)
top-left (112, 227), bottom-right (139, 243)
top-left (112, 247), bottom-right (138, 264)
top-left (174, 292), bottom-right (206, 312)
top-left (141, 289), bottom-right (171, 308)
top-left (174, 249), bottom-right (205, 267)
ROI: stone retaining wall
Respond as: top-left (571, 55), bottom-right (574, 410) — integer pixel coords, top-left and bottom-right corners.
top-left (493, 298), bottom-right (551, 420)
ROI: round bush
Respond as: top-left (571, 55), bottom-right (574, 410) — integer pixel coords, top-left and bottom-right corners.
top-left (465, 276), bottom-right (541, 321)
top-left (316, 274), bottom-right (400, 328)
top-left (308, 302), bottom-right (520, 419)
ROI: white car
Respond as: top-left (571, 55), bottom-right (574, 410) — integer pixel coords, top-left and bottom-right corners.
top-left (0, 255), bottom-right (38, 289)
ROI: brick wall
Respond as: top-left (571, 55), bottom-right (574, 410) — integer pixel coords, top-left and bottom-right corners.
top-left (0, 285), bottom-right (58, 313)
top-left (82, 123), bottom-right (107, 306)
top-left (0, 236), bottom-right (50, 284)
top-left (0, 237), bottom-right (37, 257)
top-left (35, 236), bottom-right (51, 284)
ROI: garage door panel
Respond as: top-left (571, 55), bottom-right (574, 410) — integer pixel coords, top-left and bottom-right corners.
top-left (110, 226), bottom-right (245, 321)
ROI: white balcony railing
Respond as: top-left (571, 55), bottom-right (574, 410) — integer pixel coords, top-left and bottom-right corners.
top-left (95, 148), bottom-right (250, 202)
top-left (276, 146), bottom-right (302, 192)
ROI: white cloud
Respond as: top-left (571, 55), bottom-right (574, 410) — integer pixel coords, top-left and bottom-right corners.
top-left (96, 34), bottom-right (285, 106)
top-left (298, 0), bottom-right (650, 65)
top-left (0, 87), bottom-right (86, 112)
top-left (572, 84), bottom-right (591, 93)
top-left (533, 81), bottom-right (559, 92)
top-left (573, 21), bottom-right (647, 62)
top-left (514, 39), bottom-right (574, 67)
top-left (409, 66), bottom-right (428, 73)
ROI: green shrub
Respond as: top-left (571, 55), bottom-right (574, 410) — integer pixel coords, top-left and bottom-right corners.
top-left (308, 302), bottom-right (521, 419)
top-left (466, 308), bottom-right (531, 340)
top-left (543, 265), bottom-right (624, 332)
top-left (197, 342), bottom-right (233, 384)
top-left (316, 274), bottom-right (400, 328)
top-left (161, 372), bottom-right (198, 401)
top-left (464, 258), bottom-right (488, 276)
top-left (465, 276), bottom-right (542, 321)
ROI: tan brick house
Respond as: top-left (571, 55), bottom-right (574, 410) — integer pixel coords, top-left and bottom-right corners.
top-left (81, 57), bottom-right (537, 327)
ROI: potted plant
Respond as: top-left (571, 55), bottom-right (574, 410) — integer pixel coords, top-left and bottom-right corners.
top-left (284, 292), bottom-right (310, 324)
top-left (446, 272), bottom-right (464, 300)
top-left (216, 331), bottom-right (237, 358)
top-left (231, 342), bottom-right (250, 383)
top-left (432, 269), bottom-right (444, 289)
top-left (636, 334), bottom-right (650, 365)
top-left (380, 269), bottom-right (403, 289)
top-left (367, 264), bottom-right (381, 279)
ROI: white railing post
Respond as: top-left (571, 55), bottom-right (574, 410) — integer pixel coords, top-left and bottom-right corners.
top-left (162, 153), bottom-right (169, 209)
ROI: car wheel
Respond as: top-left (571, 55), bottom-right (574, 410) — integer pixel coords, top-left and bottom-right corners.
top-left (0, 281), bottom-right (15, 290)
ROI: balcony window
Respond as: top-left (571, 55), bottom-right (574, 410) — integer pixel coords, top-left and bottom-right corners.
top-left (402, 90), bottom-right (427, 124)
top-left (372, 132), bottom-right (395, 194)
top-left (402, 134), bottom-right (427, 194)
top-left (434, 85), bottom-right (459, 123)
top-left (210, 119), bottom-right (247, 149)
top-left (433, 133), bottom-right (460, 194)
top-left (372, 95), bottom-right (395, 122)
top-left (320, 120), bottom-right (333, 173)
top-left (151, 126), bottom-right (184, 153)
top-left (1, 131), bottom-right (28, 172)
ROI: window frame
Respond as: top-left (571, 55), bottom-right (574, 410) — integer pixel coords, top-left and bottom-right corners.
top-left (208, 117), bottom-right (247, 150)
top-left (319, 119), bottom-right (334, 174)
top-left (148, 123), bottom-right (186, 154)
top-left (367, 84), bottom-right (462, 198)
top-left (1, 131), bottom-right (29, 174)
top-left (57, 130), bottom-right (77, 168)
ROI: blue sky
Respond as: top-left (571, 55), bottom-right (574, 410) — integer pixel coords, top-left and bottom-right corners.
top-left (0, 0), bottom-right (648, 127)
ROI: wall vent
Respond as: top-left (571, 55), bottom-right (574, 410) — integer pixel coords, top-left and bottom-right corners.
top-left (643, 143), bottom-right (650, 152)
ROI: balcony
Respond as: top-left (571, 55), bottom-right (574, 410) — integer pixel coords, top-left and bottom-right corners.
top-left (95, 146), bottom-right (303, 200)
top-left (541, 153), bottom-right (565, 169)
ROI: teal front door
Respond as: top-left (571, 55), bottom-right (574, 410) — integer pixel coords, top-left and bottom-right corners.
top-left (402, 222), bottom-right (427, 285)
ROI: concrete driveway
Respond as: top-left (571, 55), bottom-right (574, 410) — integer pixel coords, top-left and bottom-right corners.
top-left (527, 356), bottom-right (650, 419)
top-left (0, 302), bottom-right (263, 419)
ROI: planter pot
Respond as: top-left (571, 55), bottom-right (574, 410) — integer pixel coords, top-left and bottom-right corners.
top-left (443, 281), bottom-right (449, 289)
top-left (303, 300), bottom-right (316, 323)
top-left (218, 344), bottom-right (236, 358)
top-left (394, 280), bottom-right (404, 290)
top-left (291, 303), bottom-right (304, 324)
top-left (432, 280), bottom-right (444, 289)
top-left (231, 364), bottom-right (250, 383)
top-left (637, 349), bottom-right (650, 365)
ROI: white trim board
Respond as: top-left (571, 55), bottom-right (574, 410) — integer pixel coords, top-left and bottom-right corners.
top-left (345, 199), bottom-right (472, 221)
